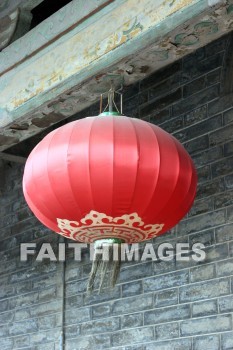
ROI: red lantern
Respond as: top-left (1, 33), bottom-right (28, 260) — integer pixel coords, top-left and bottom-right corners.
top-left (23, 94), bottom-right (197, 290)
top-left (23, 115), bottom-right (197, 243)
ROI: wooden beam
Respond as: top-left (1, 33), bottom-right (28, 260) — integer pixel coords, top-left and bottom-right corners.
top-left (0, 0), bottom-right (230, 152)
top-left (0, 152), bottom-right (26, 164)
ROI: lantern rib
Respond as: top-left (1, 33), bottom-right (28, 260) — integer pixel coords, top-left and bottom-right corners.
top-left (166, 173), bottom-right (195, 230)
top-left (30, 132), bottom-right (63, 223)
top-left (110, 116), bottom-right (138, 216)
top-left (139, 123), bottom-right (162, 220)
top-left (88, 117), bottom-right (98, 211)
top-left (65, 122), bottom-right (83, 218)
top-left (46, 128), bottom-right (73, 219)
top-left (160, 139), bottom-right (196, 231)
top-left (127, 118), bottom-right (161, 215)
top-left (151, 135), bottom-right (181, 223)
top-left (127, 117), bottom-right (141, 213)
top-left (111, 116), bottom-right (115, 217)
top-left (173, 159), bottom-right (197, 222)
top-left (23, 165), bottom-right (57, 230)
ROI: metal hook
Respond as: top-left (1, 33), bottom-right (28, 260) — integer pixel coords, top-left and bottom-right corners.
top-left (99, 80), bottom-right (123, 115)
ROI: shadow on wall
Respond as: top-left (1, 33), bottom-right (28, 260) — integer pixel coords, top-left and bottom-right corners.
top-left (0, 160), bottom-right (6, 193)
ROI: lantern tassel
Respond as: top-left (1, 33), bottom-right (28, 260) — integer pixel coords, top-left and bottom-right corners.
top-left (87, 239), bottom-right (124, 293)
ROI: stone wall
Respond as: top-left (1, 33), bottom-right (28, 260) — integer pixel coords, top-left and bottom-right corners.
top-left (0, 33), bottom-right (233, 350)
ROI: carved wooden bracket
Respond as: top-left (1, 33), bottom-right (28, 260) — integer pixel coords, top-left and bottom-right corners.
top-left (0, 9), bottom-right (19, 51)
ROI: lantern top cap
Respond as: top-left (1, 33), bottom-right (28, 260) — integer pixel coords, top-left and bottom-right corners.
top-left (99, 111), bottom-right (122, 117)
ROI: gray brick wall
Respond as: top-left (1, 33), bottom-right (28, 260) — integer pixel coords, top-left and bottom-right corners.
top-left (0, 33), bottom-right (233, 349)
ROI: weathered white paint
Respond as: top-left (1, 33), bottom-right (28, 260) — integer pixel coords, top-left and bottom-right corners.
top-left (0, 0), bottom-right (231, 151)
top-left (0, 108), bottom-right (13, 128)
top-left (0, 0), bottom-right (111, 75)
top-left (208, 0), bottom-right (222, 6)
top-left (0, 0), bottom-right (203, 113)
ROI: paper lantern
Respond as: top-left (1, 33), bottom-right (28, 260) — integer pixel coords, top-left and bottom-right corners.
top-left (23, 112), bottom-right (197, 290)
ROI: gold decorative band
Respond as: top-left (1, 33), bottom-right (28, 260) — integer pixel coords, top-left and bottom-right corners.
top-left (57, 211), bottom-right (164, 243)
